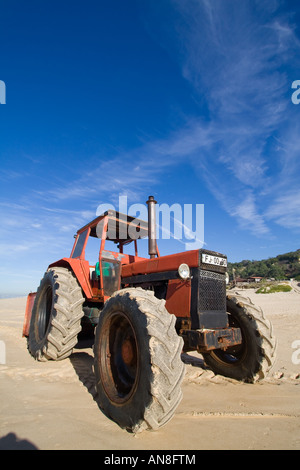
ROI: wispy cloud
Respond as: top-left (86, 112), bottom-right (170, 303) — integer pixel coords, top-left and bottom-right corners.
top-left (3, 1), bottom-right (299, 250)
top-left (17, 0), bottom-right (299, 239)
top-left (231, 193), bottom-right (269, 235)
top-left (265, 189), bottom-right (300, 229)
top-left (138, 0), bottom-right (300, 235)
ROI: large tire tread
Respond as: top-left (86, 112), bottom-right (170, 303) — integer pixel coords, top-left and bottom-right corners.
top-left (94, 287), bottom-right (185, 432)
top-left (203, 293), bottom-right (277, 382)
top-left (28, 267), bottom-right (84, 361)
top-left (227, 293), bottom-right (277, 381)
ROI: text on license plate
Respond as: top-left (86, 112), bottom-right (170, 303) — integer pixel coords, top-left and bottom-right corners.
top-left (202, 254), bottom-right (227, 267)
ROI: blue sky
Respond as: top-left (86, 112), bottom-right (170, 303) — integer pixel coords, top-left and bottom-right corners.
top-left (0, 0), bottom-right (300, 296)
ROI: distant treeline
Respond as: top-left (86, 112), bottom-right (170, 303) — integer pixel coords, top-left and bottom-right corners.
top-left (227, 249), bottom-right (300, 281)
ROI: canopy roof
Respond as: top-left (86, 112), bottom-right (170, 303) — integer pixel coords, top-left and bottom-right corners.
top-left (77, 210), bottom-right (148, 243)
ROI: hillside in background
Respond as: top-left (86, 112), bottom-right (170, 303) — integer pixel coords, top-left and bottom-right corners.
top-left (227, 249), bottom-right (300, 281)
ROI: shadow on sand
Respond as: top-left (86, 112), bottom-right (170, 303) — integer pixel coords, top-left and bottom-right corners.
top-left (0, 432), bottom-right (39, 450)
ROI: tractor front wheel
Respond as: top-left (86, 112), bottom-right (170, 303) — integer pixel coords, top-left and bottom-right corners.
top-left (202, 293), bottom-right (277, 382)
top-left (94, 288), bottom-right (185, 432)
top-left (28, 267), bottom-right (84, 361)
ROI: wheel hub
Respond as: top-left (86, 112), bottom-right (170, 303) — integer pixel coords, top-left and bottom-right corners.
top-left (121, 339), bottom-right (135, 365)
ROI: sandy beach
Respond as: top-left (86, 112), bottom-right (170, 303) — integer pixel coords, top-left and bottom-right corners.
top-left (0, 287), bottom-right (299, 450)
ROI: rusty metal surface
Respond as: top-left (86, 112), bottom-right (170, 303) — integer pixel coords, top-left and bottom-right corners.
top-left (121, 250), bottom-right (199, 278)
top-left (180, 327), bottom-right (242, 353)
top-left (165, 279), bottom-right (191, 317)
top-left (22, 292), bottom-right (36, 337)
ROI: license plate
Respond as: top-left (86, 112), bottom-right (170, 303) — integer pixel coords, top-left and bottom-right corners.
top-left (202, 253), bottom-right (227, 267)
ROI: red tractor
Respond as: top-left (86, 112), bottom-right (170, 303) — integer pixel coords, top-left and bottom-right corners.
top-left (23, 196), bottom-right (276, 432)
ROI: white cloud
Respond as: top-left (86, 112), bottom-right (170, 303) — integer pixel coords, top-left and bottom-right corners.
top-left (231, 193), bottom-right (269, 235)
top-left (3, 1), bottom-right (299, 249)
top-left (265, 190), bottom-right (300, 229)
top-left (139, 0), bottom-right (300, 236)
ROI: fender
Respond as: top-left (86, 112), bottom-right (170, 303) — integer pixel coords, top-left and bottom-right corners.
top-left (48, 257), bottom-right (93, 299)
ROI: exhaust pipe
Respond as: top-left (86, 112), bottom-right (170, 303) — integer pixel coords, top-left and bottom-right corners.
top-left (146, 196), bottom-right (157, 259)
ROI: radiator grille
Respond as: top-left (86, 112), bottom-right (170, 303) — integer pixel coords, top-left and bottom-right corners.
top-left (198, 270), bottom-right (226, 312)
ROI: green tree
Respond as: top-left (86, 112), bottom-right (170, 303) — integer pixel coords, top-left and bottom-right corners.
top-left (269, 264), bottom-right (285, 280)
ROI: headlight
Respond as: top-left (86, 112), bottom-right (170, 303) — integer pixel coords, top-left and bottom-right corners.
top-left (178, 263), bottom-right (190, 280)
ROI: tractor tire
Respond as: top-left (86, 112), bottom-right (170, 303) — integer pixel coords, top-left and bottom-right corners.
top-left (202, 293), bottom-right (277, 382)
top-left (28, 267), bottom-right (84, 361)
top-left (94, 287), bottom-right (185, 433)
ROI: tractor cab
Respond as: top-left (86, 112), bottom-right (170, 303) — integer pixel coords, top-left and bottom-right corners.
top-left (60, 209), bottom-right (151, 301)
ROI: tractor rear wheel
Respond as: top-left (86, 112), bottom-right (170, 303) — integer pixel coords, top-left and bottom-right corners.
top-left (202, 293), bottom-right (277, 382)
top-left (94, 288), bottom-right (185, 432)
top-left (28, 267), bottom-right (84, 361)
